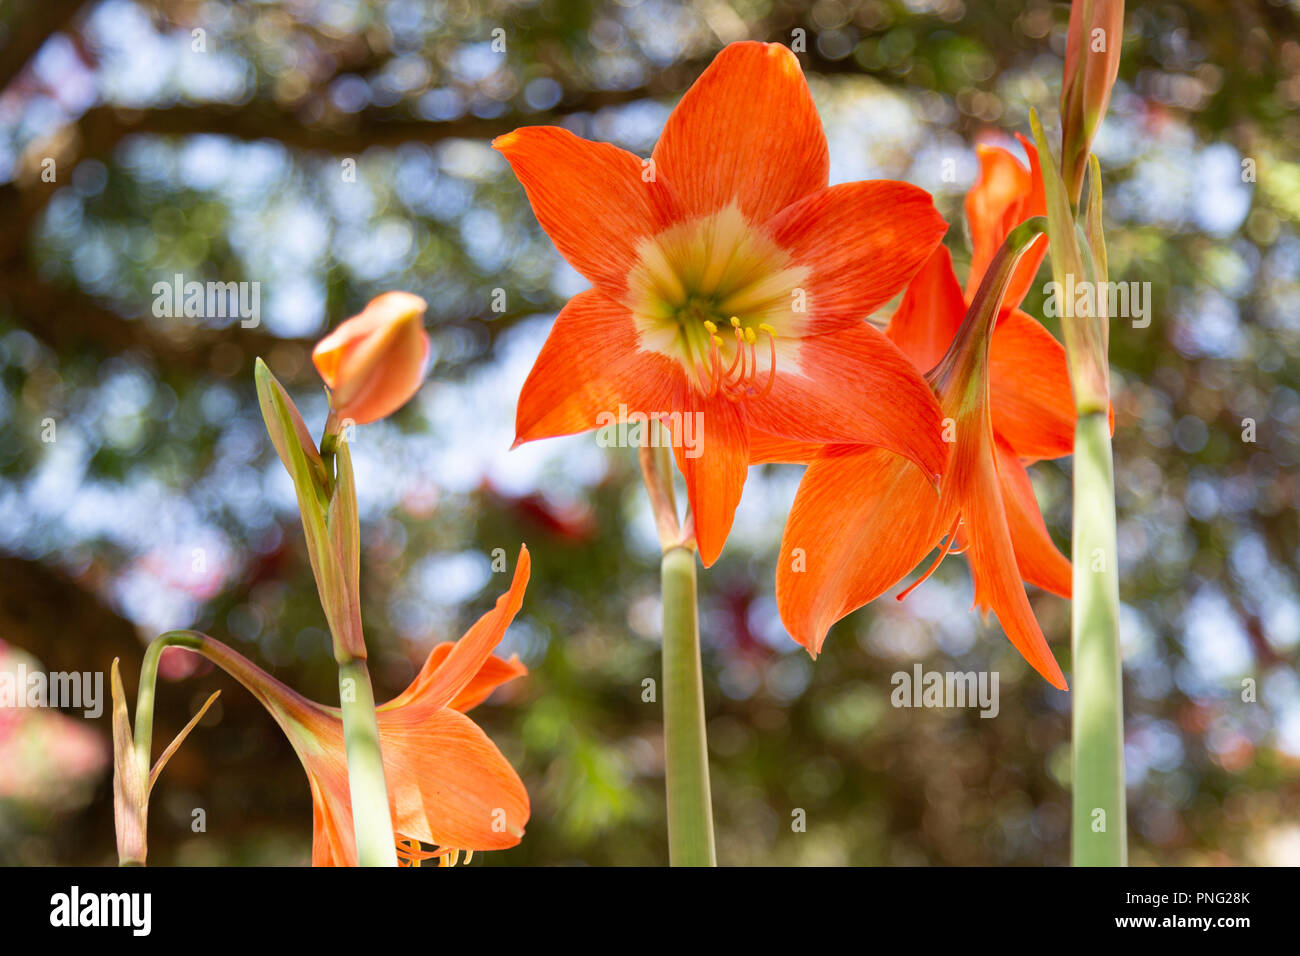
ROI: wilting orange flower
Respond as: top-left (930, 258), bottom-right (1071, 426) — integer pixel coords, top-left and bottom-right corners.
top-left (495, 42), bottom-right (948, 566)
top-left (771, 140), bottom-right (1081, 690)
top-left (313, 291), bottom-right (431, 426)
top-left (184, 547), bottom-right (532, 865)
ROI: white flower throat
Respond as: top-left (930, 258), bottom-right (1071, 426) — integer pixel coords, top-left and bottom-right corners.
top-left (627, 204), bottom-right (810, 399)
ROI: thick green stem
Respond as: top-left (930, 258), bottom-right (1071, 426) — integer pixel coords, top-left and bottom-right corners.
top-left (337, 657), bottom-right (399, 867)
top-left (661, 544), bottom-right (715, 866)
top-left (1071, 409), bottom-right (1126, 865)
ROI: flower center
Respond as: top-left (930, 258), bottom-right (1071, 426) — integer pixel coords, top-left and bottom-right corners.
top-left (627, 204), bottom-right (809, 400)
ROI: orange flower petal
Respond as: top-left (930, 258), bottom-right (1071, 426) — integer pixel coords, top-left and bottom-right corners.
top-left (493, 126), bottom-right (678, 299)
top-left (964, 137), bottom-right (1047, 310)
top-left (988, 309), bottom-right (1077, 461)
top-left (388, 546), bottom-right (531, 714)
top-left (745, 323), bottom-right (946, 482)
top-left (415, 643), bottom-right (529, 713)
top-left (330, 331), bottom-right (431, 426)
top-left (652, 42), bottom-right (828, 224)
top-left (776, 445), bottom-right (948, 655)
top-left (451, 653), bottom-right (527, 712)
top-left (951, 422), bottom-right (1068, 690)
top-left (515, 290), bottom-right (680, 445)
top-left (1012, 134), bottom-right (1049, 308)
top-left (764, 180), bottom-right (948, 333)
top-left (885, 244), bottom-right (967, 374)
top-left (673, 387), bottom-right (748, 567)
top-left (965, 144), bottom-right (1028, 291)
top-left (994, 437), bottom-right (1072, 598)
top-left (747, 430), bottom-right (824, 465)
top-left (309, 775), bottom-right (353, 866)
top-left (381, 706), bottom-right (530, 852)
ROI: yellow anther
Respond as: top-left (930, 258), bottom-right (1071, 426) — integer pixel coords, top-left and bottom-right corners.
top-left (462, 850), bottom-right (474, 865)
top-left (744, 328), bottom-right (757, 345)
top-left (759, 323), bottom-right (776, 337)
top-left (712, 334), bottom-right (724, 348)
top-left (703, 319), bottom-right (718, 334)
top-left (729, 316), bottom-right (741, 328)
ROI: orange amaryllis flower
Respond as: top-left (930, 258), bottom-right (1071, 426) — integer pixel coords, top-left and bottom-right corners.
top-left (313, 291), bottom-right (431, 426)
top-left (171, 546), bottom-right (532, 866)
top-left (495, 41), bottom-right (948, 566)
top-left (772, 141), bottom-right (1079, 690)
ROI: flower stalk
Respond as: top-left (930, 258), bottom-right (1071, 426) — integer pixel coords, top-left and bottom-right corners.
top-left (1067, 155), bottom-right (1126, 865)
top-left (254, 359), bottom-right (397, 866)
top-left (315, 418), bottom-right (398, 867)
top-left (640, 426), bottom-right (715, 865)
top-left (1033, 3), bottom-right (1128, 863)
top-left (1069, 406), bottom-right (1126, 864)
top-left (660, 544), bottom-right (715, 866)
top-left (336, 657), bottom-right (399, 866)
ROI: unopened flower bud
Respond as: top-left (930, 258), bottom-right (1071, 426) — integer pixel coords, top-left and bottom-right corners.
top-left (312, 292), bottom-right (431, 425)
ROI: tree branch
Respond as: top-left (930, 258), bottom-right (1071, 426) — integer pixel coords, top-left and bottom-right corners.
top-left (0, 268), bottom-right (553, 385)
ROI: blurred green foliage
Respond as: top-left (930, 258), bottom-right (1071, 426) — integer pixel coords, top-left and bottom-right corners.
top-left (0, 0), bottom-right (1298, 866)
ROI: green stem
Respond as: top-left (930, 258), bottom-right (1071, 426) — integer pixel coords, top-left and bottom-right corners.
top-left (133, 631), bottom-right (204, 772)
top-left (337, 657), bottom-right (399, 867)
top-left (321, 412), bottom-right (396, 866)
top-left (661, 544), bottom-right (715, 866)
top-left (1071, 409), bottom-right (1126, 865)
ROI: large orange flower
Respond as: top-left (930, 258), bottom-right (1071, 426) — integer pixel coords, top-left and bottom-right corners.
top-left (495, 42), bottom-right (949, 566)
top-left (770, 140), bottom-right (1079, 690)
top-left (180, 547), bottom-right (532, 865)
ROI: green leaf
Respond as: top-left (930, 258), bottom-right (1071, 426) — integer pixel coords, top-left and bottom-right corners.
top-left (1028, 110), bottom-right (1109, 412)
top-left (1028, 108), bottom-right (1084, 288)
top-left (255, 358), bottom-right (356, 660)
top-left (1085, 153), bottom-right (1108, 285)
top-left (327, 436), bottom-right (362, 648)
top-left (254, 358), bottom-right (328, 513)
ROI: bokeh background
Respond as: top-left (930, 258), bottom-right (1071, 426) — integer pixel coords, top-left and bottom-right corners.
top-left (1, 0), bottom-right (1298, 866)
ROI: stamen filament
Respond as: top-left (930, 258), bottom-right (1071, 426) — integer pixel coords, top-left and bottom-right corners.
top-left (898, 514), bottom-right (963, 601)
top-left (755, 329), bottom-right (778, 398)
top-left (725, 327), bottom-right (748, 392)
top-left (721, 327), bottom-right (745, 380)
top-left (702, 335), bottom-right (723, 398)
